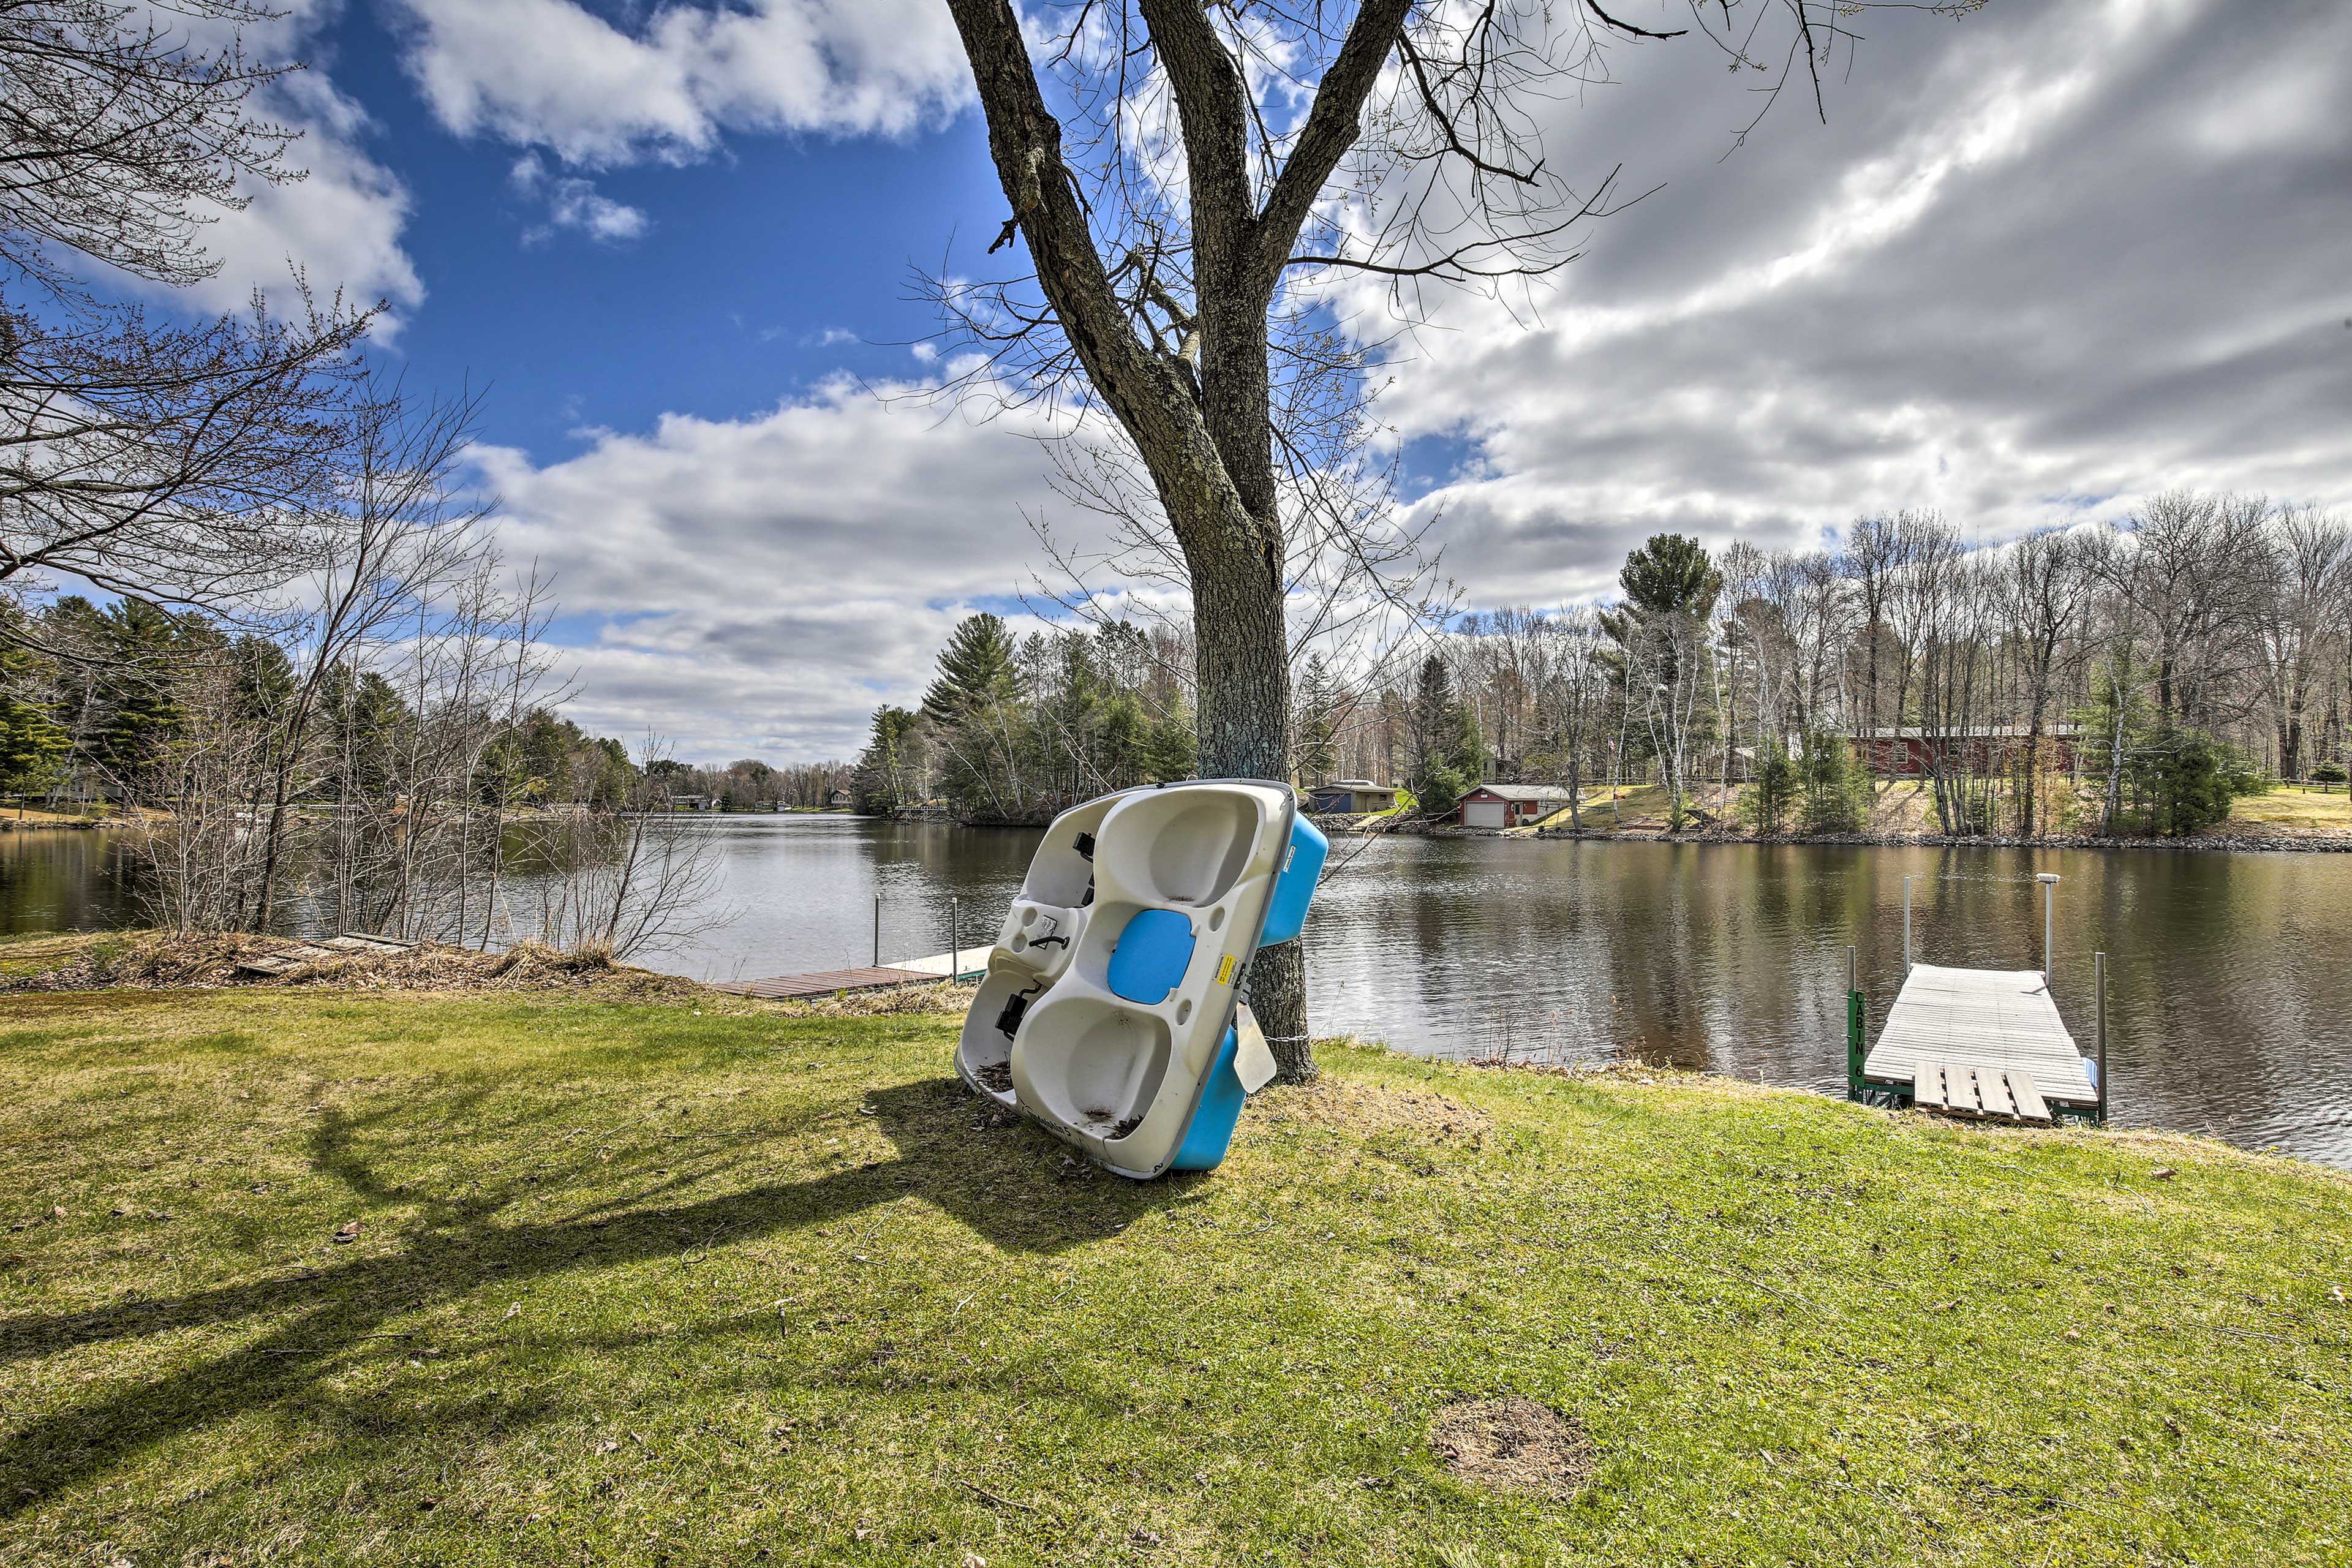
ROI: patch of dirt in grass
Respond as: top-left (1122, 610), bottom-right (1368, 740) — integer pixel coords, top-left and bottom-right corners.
top-left (1430, 1398), bottom-right (1596, 1502)
top-left (1259, 1077), bottom-right (1493, 1138)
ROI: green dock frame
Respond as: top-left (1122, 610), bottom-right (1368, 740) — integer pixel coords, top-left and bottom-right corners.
top-left (1844, 944), bottom-right (1868, 1102)
top-left (1846, 989), bottom-right (1865, 1099)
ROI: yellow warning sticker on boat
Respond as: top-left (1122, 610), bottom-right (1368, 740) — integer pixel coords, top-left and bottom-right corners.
top-left (1216, 956), bottom-right (1235, 984)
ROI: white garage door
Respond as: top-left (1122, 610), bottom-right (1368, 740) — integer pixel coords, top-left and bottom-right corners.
top-left (1463, 801), bottom-right (1507, 829)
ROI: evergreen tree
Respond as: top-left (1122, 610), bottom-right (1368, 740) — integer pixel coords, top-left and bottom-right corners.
top-left (1798, 729), bottom-right (1869, 835)
top-left (1599, 534), bottom-right (1722, 816)
top-left (0, 645), bottom-right (67, 797)
top-left (228, 635), bottom-right (296, 723)
top-left (315, 665), bottom-right (408, 804)
top-left (86, 599), bottom-right (190, 796)
top-left (1449, 698), bottom-right (1490, 790)
top-left (919, 613), bottom-right (1019, 727)
top-left (1408, 655), bottom-right (1472, 813)
top-left (1294, 655), bottom-right (1341, 787)
top-left (1143, 706), bottom-right (1198, 783)
top-left (1743, 737), bottom-right (1799, 835)
top-left (854, 706), bottom-right (922, 813)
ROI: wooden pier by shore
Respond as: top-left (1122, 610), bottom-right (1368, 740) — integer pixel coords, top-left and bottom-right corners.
top-left (707, 949), bottom-right (986, 1000)
top-left (1845, 873), bottom-right (2108, 1127)
top-left (1858, 963), bottom-right (2098, 1124)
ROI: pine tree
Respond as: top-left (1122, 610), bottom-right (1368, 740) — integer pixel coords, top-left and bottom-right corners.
top-left (1294, 655), bottom-right (1340, 787)
top-left (0, 646), bottom-right (67, 798)
top-left (1144, 707), bottom-right (1198, 783)
top-left (919, 613), bottom-right (1019, 727)
top-left (854, 706), bottom-right (922, 813)
top-left (1799, 729), bottom-right (1869, 835)
top-left (1449, 700), bottom-right (1490, 789)
top-left (88, 599), bottom-right (190, 796)
top-left (1408, 655), bottom-right (1471, 813)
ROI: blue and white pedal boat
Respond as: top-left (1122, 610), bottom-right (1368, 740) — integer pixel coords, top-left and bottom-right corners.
top-left (955, 780), bottom-right (1326, 1178)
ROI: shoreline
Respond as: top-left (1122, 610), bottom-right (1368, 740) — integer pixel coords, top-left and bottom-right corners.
top-left (1324, 817), bottom-right (2352, 854)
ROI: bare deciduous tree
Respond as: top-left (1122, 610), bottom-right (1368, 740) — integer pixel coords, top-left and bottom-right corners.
top-left (1, 0), bottom-right (377, 630)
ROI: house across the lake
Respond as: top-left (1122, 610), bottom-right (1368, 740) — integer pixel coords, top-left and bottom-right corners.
top-left (1307, 779), bottom-right (1400, 814)
top-left (1455, 783), bottom-right (1577, 829)
top-left (1859, 725), bottom-right (2081, 778)
top-left (826, 787), bottom-right (854, 809)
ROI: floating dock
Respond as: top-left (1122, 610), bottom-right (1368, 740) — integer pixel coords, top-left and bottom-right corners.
top-left (1858, 964), bottom-right (2098, 1124)
top-left (1845, 873), bottom-right (2108, 1127)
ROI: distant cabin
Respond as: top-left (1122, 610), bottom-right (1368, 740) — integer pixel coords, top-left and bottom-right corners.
top-left (1307, 779), bottom-right (1399, 814)
top-left (1858, 725), bottom-right (2080, 779)
top-left (1456, 784), bottom-right (1577, 829)
top-left (826, 787), bottom-right (854, 809)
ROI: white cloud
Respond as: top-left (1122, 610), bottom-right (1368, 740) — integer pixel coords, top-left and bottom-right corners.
top-left (388, 0), bottom-right (971, 167)
top-left (510, 154), bottom-right (650, 245)
top-left (464, 0), bottom-right (2352, 761)
top-left (108, 2), bottom-right (423, 325)
top-left (474, 379), bottom-right (1114, 761)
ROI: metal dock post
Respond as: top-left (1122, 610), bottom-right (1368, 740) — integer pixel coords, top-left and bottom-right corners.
top-left (2037, 872), bottom-right (2059, 981)
top-left (1845, 944), bottom-right (1864, 1101)
top-left (2095, 950), bottom-right (2108, 1125)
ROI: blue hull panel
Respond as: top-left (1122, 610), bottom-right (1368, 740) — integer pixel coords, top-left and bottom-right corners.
top-left (1168, 1028), bottom-right (1244, 1170)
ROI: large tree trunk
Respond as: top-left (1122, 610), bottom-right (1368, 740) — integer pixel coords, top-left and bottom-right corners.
top-left (1188, 528), bottom-right (1308, 1074)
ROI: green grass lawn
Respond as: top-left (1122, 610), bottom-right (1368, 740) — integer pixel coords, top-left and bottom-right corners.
top-left (2229, 784), bottom-right (2352, 834)
top-left (2, 986), bottom-right (2347, 1566)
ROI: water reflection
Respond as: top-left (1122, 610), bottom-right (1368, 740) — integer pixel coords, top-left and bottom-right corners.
top-left (0, 827), bottom-right (145, 934)
top-left (6, 818), bottom-right (2348, 1167)
top-left (1306, 836), bottom-right (2352, 1166)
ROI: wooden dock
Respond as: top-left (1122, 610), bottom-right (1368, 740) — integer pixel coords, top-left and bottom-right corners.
top-left (1859, 963), bottom-right (2098, 1125)
top-left (235, 932), bottom-right (418, 978)
top-left (706, 965), bottom-right (939, 1000)
top-left (707, 944), bottom-right (990, 1000)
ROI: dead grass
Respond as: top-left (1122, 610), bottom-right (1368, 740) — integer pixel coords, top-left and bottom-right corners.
top-left (2228, 785), bottom-right (2352, 835)
top-left (1256, 1074), bottom-right (1494, 1139)
top-left (766, 978), bottom-right (981, 1017)
top-left (0, 803), bottom-right (165, 829)
top-left (0, 930), bottom-right (702, 1000)
top-left (1430, 1398), bottom-right (1598, 1502)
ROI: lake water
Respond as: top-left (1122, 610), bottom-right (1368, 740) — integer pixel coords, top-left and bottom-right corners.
top-left (7, 816), bottom-right (2350, 1169)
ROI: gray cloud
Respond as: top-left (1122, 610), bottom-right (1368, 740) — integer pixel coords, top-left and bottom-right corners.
top-left (1370, 0), bottom-right (2352, 601)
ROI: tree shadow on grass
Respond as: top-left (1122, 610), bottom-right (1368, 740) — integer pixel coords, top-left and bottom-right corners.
top-left (0, 1073), bottom-right (1210, 1516)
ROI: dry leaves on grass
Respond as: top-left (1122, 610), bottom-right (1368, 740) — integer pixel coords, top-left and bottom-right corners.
top-left (1, 933), bottom-right (702, 1000)
top-left (1430, 1397), bottom-right (1596, 1502)
top-left (767, 980), bottom-right (980, 1018)
top-left (1256, 1077), bottom-right (1494, 1139)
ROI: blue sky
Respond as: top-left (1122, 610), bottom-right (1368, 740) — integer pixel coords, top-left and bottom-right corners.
top-left (132, 0), bottom-right (2352, 764)
top-left (314, 5), bottom-right (1000, 454)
